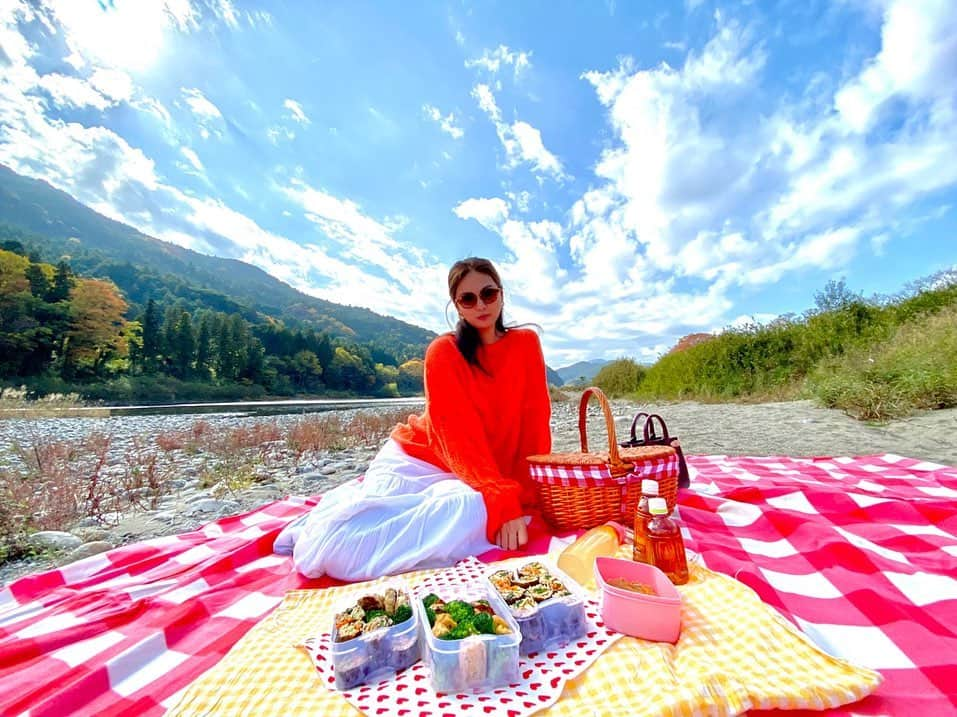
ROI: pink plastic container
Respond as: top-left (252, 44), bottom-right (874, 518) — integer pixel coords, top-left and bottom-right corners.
top-left (594, 557), bottom-right (682, 643)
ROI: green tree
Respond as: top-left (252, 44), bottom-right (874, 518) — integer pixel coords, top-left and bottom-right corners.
top-left (195, 312), bottom-right (213, 380)
top-left (397, 358), bottom-right (424, 394)
top-left (170, 311), bottom-right (195, 379)
top-left (48, 260), bottom-right (74, 302)
top-left (25, 263), bottom-right (50, 298)
top-left (140, 298), bottom-right (161, 373)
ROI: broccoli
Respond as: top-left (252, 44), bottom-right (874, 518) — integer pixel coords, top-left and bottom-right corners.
top-left (445, 600), bottom-right (475, 624)
top-left (425, 606), bottom-right (436, 627)
top-left (471, 611), bottom-right (494, 635)
top-left (363, 609), bottom-right (387, 621)
top-left (392, 603), bottom-right (412, 625)
top-left (422, 593), bottom-right (442, 608)
top-left (449, 621), bottom-right (478, 640)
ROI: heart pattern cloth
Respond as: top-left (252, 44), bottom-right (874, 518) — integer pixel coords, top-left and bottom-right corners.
top-left (301, 556), bottom-right (622, 717)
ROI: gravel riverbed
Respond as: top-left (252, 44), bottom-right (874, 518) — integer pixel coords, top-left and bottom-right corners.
top-left (2, 398), bottom-right (955, 586)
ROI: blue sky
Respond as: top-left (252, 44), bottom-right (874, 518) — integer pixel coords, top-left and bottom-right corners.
top-left (1, 0), bottom-right (955, 366)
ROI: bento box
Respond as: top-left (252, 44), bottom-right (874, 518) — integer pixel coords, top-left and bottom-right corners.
top-left (485, 559), bottom-right (588, 655)
top-left (413, 584), bottom-right (522, 693)
top-left (594, 557), bottom-right (682, 643)
top-left (329, 585), bottom-right (421, 690)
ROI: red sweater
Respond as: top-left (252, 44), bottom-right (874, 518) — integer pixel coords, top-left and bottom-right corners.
top-left (391, 328), bottom-right (552, 541)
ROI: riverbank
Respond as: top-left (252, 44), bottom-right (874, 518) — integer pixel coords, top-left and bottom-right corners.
top-left (2, 398), bottom-right (955, 585)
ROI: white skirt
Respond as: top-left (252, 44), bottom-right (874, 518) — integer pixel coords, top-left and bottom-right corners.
top-left (273, 439), bottom-right (496, 580)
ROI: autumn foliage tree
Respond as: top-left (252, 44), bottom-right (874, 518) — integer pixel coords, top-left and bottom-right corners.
top-left (63, 278), bottom-right (129, 376)
top-left (667, 332), bottom-right (714, 355)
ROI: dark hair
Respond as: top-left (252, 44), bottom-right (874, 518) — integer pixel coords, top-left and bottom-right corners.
top-left (448, 257), bottom-right (507, 372)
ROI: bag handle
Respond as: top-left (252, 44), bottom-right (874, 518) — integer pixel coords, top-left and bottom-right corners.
top-left (629, 412), bottom-right (650, 443)
top-left (578, 387), bottom-right (630, 473)
top-left (643, 413), bottom-right (671, 443)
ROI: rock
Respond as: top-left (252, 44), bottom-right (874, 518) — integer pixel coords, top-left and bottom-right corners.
top-left (73, 528), bottom-right (113, 543)
top-left (189, 498), bottom-right (239, 515)
top-left (28, 531), bottom-right (82, 551)
top-left (63, 541), bottom-right (113, 562)
top-left (299, 470), bottom-right (327, 482)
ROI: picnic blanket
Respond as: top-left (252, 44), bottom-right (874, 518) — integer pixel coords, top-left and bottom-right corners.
top-left (167, 556), bottom-right (879, 717)
top-left (1, 453), bottom-right (956, 715)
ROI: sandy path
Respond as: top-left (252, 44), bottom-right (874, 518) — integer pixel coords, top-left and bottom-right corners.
top-left (551, 399), bottom-right (957, 467)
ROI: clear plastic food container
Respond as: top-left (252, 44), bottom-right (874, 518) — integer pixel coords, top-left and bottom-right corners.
top-left (329, 584), bottom-right (422, 690)
top-left (413, 583), bottom-right (522, 693)
top-left (485, 559), bottom-right (588, 655)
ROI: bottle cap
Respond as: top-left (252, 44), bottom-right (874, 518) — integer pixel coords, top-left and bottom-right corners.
top-left (641, 479), bottom-right (659, 495)
top-left (649, 497), bottom-right (668, 515)
top-left (604, 521), bottom-right (627, 543)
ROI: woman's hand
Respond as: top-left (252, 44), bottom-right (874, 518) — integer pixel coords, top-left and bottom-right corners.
top-left (495, 517), bottom-right (528, 551)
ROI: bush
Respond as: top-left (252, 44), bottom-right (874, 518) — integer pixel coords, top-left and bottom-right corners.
top-left (593, 359), bottom-right (647, 397)
top-left (808, 304), bottom-right (957, 420)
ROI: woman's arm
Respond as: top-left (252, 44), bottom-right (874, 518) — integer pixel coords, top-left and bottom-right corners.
top-left (424, 338), bottom-right (524, 543)
top-left (522, 330), bottom-right (553, 457)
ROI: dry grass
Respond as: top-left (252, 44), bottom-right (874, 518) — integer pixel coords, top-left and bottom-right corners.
top-left (286, 409), bottom-right (409, 456)
top-left (1, 407), bottom-right (410, 563)
top-left (0, 429), bottom-right (175, 561)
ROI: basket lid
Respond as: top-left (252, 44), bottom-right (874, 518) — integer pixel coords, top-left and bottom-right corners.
top-left (618, 445), bottom-right (676, 463)
top-left (527, 451), bottom-right (623, 468)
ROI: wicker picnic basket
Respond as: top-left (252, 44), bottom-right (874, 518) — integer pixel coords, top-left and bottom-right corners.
top-left (527, 387), bottom-right (680, 531)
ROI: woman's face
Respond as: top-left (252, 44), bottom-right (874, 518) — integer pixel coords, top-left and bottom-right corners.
top-left (453, 270), bottom-right (502, 332)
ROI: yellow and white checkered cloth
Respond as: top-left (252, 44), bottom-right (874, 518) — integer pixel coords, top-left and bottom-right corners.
top-left (167, 552), bottom-right (880, 717)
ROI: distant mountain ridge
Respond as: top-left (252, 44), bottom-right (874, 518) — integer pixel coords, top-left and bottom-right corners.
top-left (555, 359), bottom-right (611, 385)
top-left (0, 163), bottom-right (435, 355)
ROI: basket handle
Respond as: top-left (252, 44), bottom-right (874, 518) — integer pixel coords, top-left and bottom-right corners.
top-left (578, 387), bottom-right (629, 472)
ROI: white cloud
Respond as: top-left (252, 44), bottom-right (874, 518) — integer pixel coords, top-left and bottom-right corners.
top-left (453, 197), bottom-right (509, 231)
top-left (181, 87), bottom-right (222, 120)
top-left (422, 104), bottom-right (464, 139)
top-left (834, 0), bottom-right (957, 134)
top-left (209, 0), bottom-right (240, 28)
top-left (180, 146), bottom-right (204, 172)
top-left (471, 84), bottom-right (565, 180)
top-left (510, 121), bottom-right (563, 176)
top-left (34, 73), bottom-right (113, 110)
top-left (471, 84), bottom-right (501, 121)
top-left (89, 68), bottom-right (133, 103)
top-left (267, 125), bottom-right (295, 144)
top-left (466, 45), bottom-right (532, 79)
top-left (181, 87), bottom-right (225, 139)
top-left (283, 98), bottom-right (310, 125)
top-left (464, 1), bottom-right (957, 363)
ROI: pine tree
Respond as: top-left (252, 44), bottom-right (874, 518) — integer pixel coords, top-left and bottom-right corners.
top-left (140, 299), bottom-right (161, 373)
top-left (48, 260), bottom-right (73, 302)
top-left (25, 263), bottom-right (50, 298)
top-left (195, 312), bottom-right (212, 380)
top-left (171, 311), bottom-right (195, 379)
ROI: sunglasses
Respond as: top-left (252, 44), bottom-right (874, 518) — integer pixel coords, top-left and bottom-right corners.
top-left (455, 286), bottom-right (501, 309)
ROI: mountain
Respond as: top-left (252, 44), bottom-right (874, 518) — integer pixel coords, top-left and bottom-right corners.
top-left (555, 359), bottom-right (611, 385)
top-left (0, 164), bottom-right (435, 356)
top-left (545, 365), bottom-right (563, 387)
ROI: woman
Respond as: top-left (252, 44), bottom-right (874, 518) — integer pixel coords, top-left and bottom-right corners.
top-left (274, 257), bottom-right (552, 580)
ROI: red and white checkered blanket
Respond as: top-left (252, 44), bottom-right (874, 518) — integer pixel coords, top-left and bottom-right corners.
top-left (1, 453), bottom-right (955, 716)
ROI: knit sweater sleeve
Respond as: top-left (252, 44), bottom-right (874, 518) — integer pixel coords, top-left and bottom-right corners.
top-left (522, 330), bottom-right (552, 458)
top-left (423, 337), bottom-right (523, 541)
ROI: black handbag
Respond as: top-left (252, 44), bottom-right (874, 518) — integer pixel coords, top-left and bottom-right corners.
top-left (620, 412), bottom-right (690, 489)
